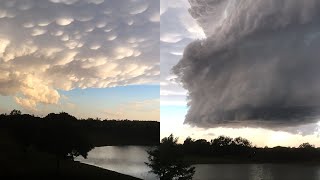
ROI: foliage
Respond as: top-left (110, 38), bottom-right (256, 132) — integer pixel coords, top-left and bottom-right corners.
top-left (0, 109), bottom-right (159, 153)
top-left (146, 134), bottom-right (195, 180)
top-left (10, 109), bottom-right (21, 116)
top-left (211, 136), bottom-right (233, 147)
top-left (298, 142), bottom-right (315, 149)
top-left (0, 109), bottom-right (160, 176)
top-left (180, 135), bottom-right (318, 163)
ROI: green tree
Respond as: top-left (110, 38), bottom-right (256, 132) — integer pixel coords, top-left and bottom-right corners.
top-left (146, 134), bottom-right (195, 180)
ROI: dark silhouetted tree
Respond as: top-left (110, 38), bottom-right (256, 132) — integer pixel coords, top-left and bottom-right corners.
top-left (183, 137), bottom-right (194, 145)
top-left (233, 137), bottom-right (252, 148)
top-left (10, 109), bottom-right (21, 116)
top-left (299, 142), bottom-right (315, 149)
top-left (146, 134), bottom-right (195, 180)
top-left (211, 135), bottom-right (233, 147)
top-left (0, 110), bottom-right (160, 176)
top-left (40, 112), bottom-right (94, 175)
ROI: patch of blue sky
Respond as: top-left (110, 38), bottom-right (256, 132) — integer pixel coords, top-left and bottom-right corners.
top-left (59, 85), bottom-right (160, 108)
top-left (0, 96), bottom-right (18, 112)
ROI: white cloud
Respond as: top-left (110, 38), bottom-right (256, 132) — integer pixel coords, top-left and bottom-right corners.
top-left (3, 42), bottom-right (38, 62)
top-left (55, 51), bottom-right (77, 65)
top-left (56, 17), bottom-right (74, 26)
top-left (0, 39), bottom-right (10, 56)
top-left (130, 3), bottom-right (149, 15)
top-left (31, 28), bottom-right (47, 36)
top-left (23, 22), bottom-right (34, 28)
top-left (0, 0), bottom-right (159, 112)
top-left (15, 97), bottom-right (37, 112)
top-left (50, 0), bottom-right (79, 4)
top-left (160, 33), bottom-right (183, 43)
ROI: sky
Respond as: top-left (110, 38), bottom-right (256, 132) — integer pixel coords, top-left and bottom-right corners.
top-left (0, 0), bottom-right (159, 121)
top-left (160, 0), bottom-right (320, 147)
top-left (1, 0), bottom-right (320, 147)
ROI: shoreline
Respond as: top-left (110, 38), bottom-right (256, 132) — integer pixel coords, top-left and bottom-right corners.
top-left (1, 156), bottom-right (142, 179)
top-left (185, 156), bottom-right (320, 165)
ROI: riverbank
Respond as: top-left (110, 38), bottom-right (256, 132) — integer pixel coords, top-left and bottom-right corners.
top-left (0, 151), bottom-right (141, 179)
top-left (185, 156), bottom-right (320, 165)
top-left (0, 130), bottom-right (141, 179)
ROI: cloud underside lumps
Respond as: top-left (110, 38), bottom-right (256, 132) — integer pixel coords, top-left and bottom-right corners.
top-left (173, 0), bottom-right (320, 129)
top-left (0, 0), bottom-right (159, 111)
top-left (159, 0), bottom-right (205, 107)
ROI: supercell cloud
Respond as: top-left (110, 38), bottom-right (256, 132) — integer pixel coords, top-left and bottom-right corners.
top-left (173, 0), bottom-right (320, 129)
top-left (0, 0), bottom-right (159, 111)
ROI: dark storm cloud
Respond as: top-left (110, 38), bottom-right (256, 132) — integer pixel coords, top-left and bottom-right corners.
top-left (173, 0), bottom-right (320, 129)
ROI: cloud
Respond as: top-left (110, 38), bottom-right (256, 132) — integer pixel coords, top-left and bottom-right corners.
top-left (14, 97), bottom-right (37, 112)
top-left (0, 72), bottom-right (60, 111)
top-left (129, 2), bottom-right (149, 15)
top-left (102, 98), bottom-right (160, 120)
top-left (173, 0), bottom-right (320, 129)
top-left (149, 12), bottom-right (160, 22)
top-left (0, 0), bottom-right (159, 112)
top-left (160, 0), bottom-right (205, 109)
top-left (160, 33), bottom-right (183, 43)
top-left (56, 17), bottom-right (74, 26)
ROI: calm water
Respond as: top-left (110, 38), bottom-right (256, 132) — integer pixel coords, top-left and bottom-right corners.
top-left (76, 146), bottom-right (158, 180)
top-left (194, 164), bottom-right (320, 180)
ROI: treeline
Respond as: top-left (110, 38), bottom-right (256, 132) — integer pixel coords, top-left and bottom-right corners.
top-left (167, 135), bottom-right (320, 164)
top-left (0, 110), bottom-right (159, 177)
top-left (0, 110), bottom-right (159, 147)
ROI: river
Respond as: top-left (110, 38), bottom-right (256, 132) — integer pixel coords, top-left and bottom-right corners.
top-left (77, 148), bottom-right (320, 180)
top-left (76, 146), bottom-right (158, 180)
top-left (193, 164), bottom-right (320, 180)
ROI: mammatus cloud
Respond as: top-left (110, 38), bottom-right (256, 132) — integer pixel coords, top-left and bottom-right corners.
top-left (0, 0), bottom-right (159, 111)
top-left (160, 0), bottom-right (205, 107)
top-left (173, 0), bottom-right (320, 129)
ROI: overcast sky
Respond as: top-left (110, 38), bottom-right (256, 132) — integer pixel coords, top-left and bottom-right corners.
top-left (0, 0), bottom-right (159, 121)
top-left (161, 0), bottom-right (320, 147)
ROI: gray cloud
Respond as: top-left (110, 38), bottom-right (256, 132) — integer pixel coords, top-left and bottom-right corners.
top-left (0, 0), bottom-right (159, 111)
top-left (160, 0), bottom-right (204, 106)
top-left (173, 0), bottom-right (320, 129)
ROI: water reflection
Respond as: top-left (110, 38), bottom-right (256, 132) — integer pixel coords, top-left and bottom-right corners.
top-left (76, 146), bottom-right (157, 180)
top-left (194, 164), bottom-right (320, 180)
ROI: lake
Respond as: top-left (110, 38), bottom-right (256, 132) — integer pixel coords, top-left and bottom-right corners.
top-left (76, 146), bottom-right (158, 180)
top-left (193, 164), bottom-right (320, 180)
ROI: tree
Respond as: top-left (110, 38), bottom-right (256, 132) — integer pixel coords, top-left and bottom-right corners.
top-left (10, 109), bottom-right (21, 116)
top-left (146, 134), bottom-right (195, 180)
top-left (298, 142), bottom-right (315, 149)
top-left (39, 112), bottom-right (94, 175)
top-left (183, 137), bottom-right (194, 145)
top-left (233, 137), bottom-right (252, 148)
top-left (211, 136), bottom-right (233, 147)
